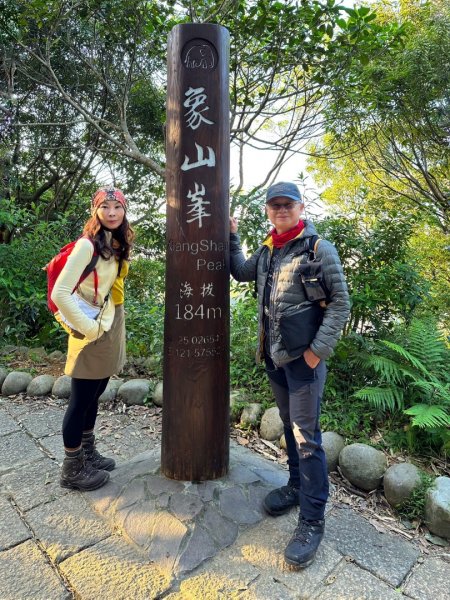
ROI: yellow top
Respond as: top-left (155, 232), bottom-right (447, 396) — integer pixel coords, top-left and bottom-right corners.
top-left (111, 260), bottom-right (129, 305)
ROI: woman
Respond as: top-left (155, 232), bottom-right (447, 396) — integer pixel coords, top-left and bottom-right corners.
top-left (51, 186), bottom-right (134, 491)
top-left (230, 181), bottom-right (350, 568)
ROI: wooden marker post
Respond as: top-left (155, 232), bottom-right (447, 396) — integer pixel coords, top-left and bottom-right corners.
top-left (162, 24), bottom-right (230, 481)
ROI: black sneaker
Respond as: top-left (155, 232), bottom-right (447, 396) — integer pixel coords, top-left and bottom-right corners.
top-left (263, 485), bottom-right (300, 516)
top-left (284, 518), bottom-right (325, 568)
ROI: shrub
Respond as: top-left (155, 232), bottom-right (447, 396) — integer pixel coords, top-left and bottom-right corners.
top-left (354, 318), bottom-right (450, 453)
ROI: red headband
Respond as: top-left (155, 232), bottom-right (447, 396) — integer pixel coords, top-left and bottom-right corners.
top-left (91, 187), bottom-right (127, 211)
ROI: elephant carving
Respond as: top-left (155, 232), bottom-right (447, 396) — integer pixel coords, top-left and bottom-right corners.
top-left (184, 44), bottom-right (215, 69)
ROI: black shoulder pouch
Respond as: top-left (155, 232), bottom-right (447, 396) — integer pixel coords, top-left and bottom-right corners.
top-left (298, 236), bottom-right (330, 304)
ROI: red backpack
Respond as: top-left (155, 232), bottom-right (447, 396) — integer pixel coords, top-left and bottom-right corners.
top-left (44, 238), bottom-right (99, 314)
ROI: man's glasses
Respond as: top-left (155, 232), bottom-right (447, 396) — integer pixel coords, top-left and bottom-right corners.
top-left (267, 202), bottom-right (297, 211)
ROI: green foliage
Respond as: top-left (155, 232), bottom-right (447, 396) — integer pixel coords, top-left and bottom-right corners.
top-left (396, 471), bottom-right (435, 522)
top-left (354, 318), bottom-right (450, 450)
top-left (230, 293), bottom-right (271, 402)
top-left (321, 0), bottom-right (450, 229)
top-left (321, 333), bottom-right (379, 438)
top-left (0, 214), bottom-right (77, 347)
top-left (316, 214), bottom-right (427, 335)
top-left (124, 256), bottom-right (165, 369)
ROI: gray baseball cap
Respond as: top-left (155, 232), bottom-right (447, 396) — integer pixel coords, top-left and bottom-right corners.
top-left (266, 181), bottom-right (302, 204)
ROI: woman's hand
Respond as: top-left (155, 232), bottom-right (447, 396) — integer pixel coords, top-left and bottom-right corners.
top-left (303, 347), bottom-right (321, 369)
top-left (230, 216), bottom-right (238, 234)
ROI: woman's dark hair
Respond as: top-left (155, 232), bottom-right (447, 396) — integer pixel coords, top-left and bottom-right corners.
top-left (82, 214), bottom-right (135, 266)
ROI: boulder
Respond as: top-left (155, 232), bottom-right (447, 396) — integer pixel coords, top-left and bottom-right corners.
top-left (15, 346), bottom-right (30, 356)
top-left (0, 345), bottom-right (17, 355)
top-left (230, 389), bottom-right (247, 408)
top-left (0, 367), bottom-right (8, 389)
top-left (118, 379), bottom-right (151, 406)
top-left (240, 403), bottom-right (262, 427)
top-left (259, 406), bottom-right (283, 442)
top-left (143, 356), bottom-right (160, 372)
top-left (52, 375), bottom-right (72, 399)
top-left (1, 371), bottom-right (33, 395)
top-left (339, 443), bottom-right (387, 491)
top-left (383, 463), bottom-right (422, 507)
top-left (98, 379), bottom-right (124, 404)
top-left (27, 375), bottom-right (56, 397)
top-left (152, 381), bottom-right (163, 407)
top-left (27, 347), bottom-right (47, 360)
top-left (425, 476), bottom-right (450, 540)
top-left (47, 350), bottom-right (65, 361)
top-left (322, 431), bottom-right (345, 473)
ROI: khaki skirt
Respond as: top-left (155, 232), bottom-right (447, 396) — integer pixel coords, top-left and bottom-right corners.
top-left (64, 305), bottom-right (126, 379)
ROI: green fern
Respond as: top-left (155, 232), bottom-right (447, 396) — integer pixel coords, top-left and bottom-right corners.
top-left (363, 355), bottom-right (405, 384)
top-left (404, 404), bottom-right (450, 429)
top-left (353, 318), bottom-right (450, 445)
top-left (380, 340), bottom-right (432, 377)
top-left (353, 386), bottom-right (404, 412)
top-left (403, 319), bottom-right (448, 375)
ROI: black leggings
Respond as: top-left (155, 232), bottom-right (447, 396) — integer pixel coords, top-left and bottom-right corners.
top-left (62, 377), bottom-right (109, 448)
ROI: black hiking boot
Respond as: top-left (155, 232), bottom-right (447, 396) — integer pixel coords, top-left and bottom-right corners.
top-left (60, 448), bottom-right (109, 491)
top-left (263, 485), bottom-right (300, 516)
top-left (82, 433), bottom-right (116, 472)
top-left (284, 518), bottom-right (325, 568)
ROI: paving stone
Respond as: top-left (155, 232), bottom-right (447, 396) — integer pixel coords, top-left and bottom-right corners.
top-left (0, 496), bottom-right (31, 550)
top-left (165, 565), bottom-right (259, 599)
top-left (3, 401), bottom-right (32, 418)
top-left (324, 507), bottom-right (420, 586)
top-left (97, 424), bottom-right (151, 462)
top-left (146, 473), bottom-right (186, 496)
top-left (85, 480), bottom-right (124, 516)
top-left (174, 516), bottom-right (342, 600)
top-left (147, 511), bottom-right (188, 573)
top-left (248, 482), bottom-right (272, 515)
top-left (110, 449), bottom-right (161, 485)
top-left (114, 478), bottom-right (147, 512)
top-left (169, 492), bottom-right (203, 521)
top-left (18, 408), bottom-right (64, 438)
top-left (219, 486), bottom-right (262, 525)
top-left (189, 480), bottom-right (219, 501)
top-left (247, 465), bottom-right (289, 487)
top-left (228, 464), bottom-right (261, 484)
top-left (1, 457), bottom-right (67, 511)
top-left (403, 556), bottom-right (450, 600)
top-left (60, 535), bottom-right (172, 599)
top-left (312, 561), bottom-right (404, 599)
top-left (175, 523), bottom-right (217, 575)
top-left (122, 499), bottom-right (158, 548)
top-left (37, 433), bottom-right (65, 464)
top-left (26, 493), bottom-right (111, 563)
top-left (0, 540), bottom-right (71, 600)
top-left (0, 408), bottom-right (20, 436)
top-left (157, 491), bottom-right (170, 508)
top-left (201, 504), bottom-right (239, 549)
top-left (0, 431), bottom-right (46, 475)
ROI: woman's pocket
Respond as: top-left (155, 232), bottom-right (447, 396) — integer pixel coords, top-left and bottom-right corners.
top-left (279, 304), bottom-right (323, 358)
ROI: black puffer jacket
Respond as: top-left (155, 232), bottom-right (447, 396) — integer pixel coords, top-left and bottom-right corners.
top-left (230, 220), bottom-right (350, 365)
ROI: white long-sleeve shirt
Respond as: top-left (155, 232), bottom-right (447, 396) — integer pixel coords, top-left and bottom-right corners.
top-left (51, 237), bottom-right (117, 341)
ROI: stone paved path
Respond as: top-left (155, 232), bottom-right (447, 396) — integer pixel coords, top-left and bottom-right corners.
top-left (1, 396), bottom-right (449, 599)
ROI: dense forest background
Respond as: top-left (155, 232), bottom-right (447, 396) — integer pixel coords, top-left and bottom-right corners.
top-left (1, 0), bottom-right (449, 459)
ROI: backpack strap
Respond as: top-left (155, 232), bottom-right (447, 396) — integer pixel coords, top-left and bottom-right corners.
top-left (308, 235), bottom-right (320, 259)
top-left (77, 251), bottom-right (99, 302)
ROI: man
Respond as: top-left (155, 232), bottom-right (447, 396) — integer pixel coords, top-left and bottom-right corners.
top-left (230, 181), bottom-right (350, 567)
